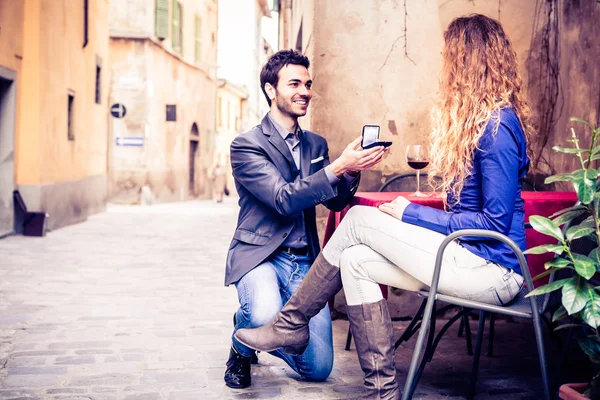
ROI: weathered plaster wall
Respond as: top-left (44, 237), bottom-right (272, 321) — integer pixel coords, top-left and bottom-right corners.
top-left (309, 0), bottom-right (538, 191)
top-left (527, 0), bottom-right (600, 185)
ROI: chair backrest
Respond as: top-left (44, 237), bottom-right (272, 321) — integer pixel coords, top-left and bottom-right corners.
top-left (378, 173), bottom-right (442, 192)
top-left (13, 190), bottom-right (28, 214)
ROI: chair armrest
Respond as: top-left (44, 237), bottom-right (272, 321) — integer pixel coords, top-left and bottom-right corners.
top-left (429, 229), bottom-right (532, 296)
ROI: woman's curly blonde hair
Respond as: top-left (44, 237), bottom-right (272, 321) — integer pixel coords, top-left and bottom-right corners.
top-left (428, 14), bottom-right (533, 204)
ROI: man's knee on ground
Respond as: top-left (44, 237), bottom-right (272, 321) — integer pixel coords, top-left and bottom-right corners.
top-left (299, 355), bottom-right (333, 382)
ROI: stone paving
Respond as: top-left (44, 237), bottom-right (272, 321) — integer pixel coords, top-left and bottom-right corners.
top-left (0, 198), bottom-right (582, 399)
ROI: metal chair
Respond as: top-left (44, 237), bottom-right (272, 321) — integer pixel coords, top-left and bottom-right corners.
top-left (401, 230), bottom-right (551, 400)
top-left (378, 173), bottom-right (441, 193)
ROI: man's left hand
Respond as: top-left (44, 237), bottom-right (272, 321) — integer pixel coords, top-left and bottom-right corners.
top-left (378, 196), bottom-right (411, 220)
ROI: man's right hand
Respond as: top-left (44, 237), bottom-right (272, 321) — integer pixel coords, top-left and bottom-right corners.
top-left (330, 136), bottom-right (387, 178)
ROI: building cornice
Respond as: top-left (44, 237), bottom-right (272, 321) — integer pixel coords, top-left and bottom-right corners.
top-left (110, 34), bottom-right (216, 82)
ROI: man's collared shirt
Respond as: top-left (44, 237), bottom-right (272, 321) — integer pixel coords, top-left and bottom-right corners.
top-left (268, 113), bottom-right (359, 249)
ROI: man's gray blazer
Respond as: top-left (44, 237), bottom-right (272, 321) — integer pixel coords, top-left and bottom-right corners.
top-left (224, 114), bottom-right (359, 286)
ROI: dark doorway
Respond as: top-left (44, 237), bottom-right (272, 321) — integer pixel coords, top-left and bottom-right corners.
top-left (189, 123), bottom-right (200, 196)
top-left (0, 72), bottom-right (16, 237)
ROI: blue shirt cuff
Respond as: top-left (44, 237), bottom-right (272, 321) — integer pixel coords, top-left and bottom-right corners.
top-left (324, 165), bottom-right (341, 186)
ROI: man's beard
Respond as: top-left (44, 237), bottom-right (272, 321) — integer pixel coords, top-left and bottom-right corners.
top-left (275, 94), bottom-right (306, 118)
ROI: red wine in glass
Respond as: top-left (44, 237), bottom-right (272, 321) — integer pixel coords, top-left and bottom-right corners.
top-left (407, 161), bottom-right (430, 170)
top-left (406, 145), bottom-right (429, 196)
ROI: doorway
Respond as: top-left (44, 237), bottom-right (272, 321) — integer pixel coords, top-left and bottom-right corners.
top-left (0, 68), bottom-right (16, 238)
top-left (189, 123), bottom-right (200, 196)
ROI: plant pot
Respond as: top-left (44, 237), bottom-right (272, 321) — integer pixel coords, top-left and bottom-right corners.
top-left (559, 383), bottom-right (590, 400)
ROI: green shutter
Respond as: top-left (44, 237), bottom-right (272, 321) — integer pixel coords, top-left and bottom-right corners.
top-left (155, 0), bottom-right (169, 40)
top-left (179, 4), bottom-right (183, 55)
top-left (172, 0), bottom-right (180, 53)
top-left (195, 16), bottom-right (202, 64)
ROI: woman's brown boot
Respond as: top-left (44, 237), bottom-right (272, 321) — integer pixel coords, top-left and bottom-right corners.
top-left (346, 299), bottom-right (400, 400)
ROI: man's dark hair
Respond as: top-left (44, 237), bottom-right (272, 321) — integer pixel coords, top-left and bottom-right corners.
top-left (260, 49), bottom-right (310, 107)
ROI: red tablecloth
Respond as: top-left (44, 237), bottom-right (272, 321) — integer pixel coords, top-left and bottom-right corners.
top-left (323, 191), bottom-right (578, 288)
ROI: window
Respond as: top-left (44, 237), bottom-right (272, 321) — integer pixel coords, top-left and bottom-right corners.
top-left (68, 91), bottom-right (75, 141)
top-left (166, 104), bottom-right (177, 121)
top-left (95, 56), bottom-right (102, 104)
top-left (194, 15), bottom-right (202, 64)
top-left (295, 19), bottom-right (303, 53)
top-left (217, 97), bottom-right (222, 127)
top-left (226, 101), bottom-right (231, 129)
top-left (155, 0), bottom-right (169, 40)
top-left (171, 0), bottom-right (183, 55)
top-left (83, 0), bottom-right (89, 48)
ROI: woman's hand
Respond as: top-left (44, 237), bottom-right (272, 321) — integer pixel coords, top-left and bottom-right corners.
top-left (378, 196), bottom-right (411, 220)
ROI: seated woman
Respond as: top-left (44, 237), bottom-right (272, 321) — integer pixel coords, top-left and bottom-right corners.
top-left (235, 14), bottom-right (533, 400)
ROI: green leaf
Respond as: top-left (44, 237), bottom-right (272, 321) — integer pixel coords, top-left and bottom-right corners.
top-left (581, 290), bottom-right (600, 329)
top-left (552, 305), bottom-right (568, 322)
top-left (552, 146), bottom-right (589, 154)
top-left (524, 244), bottom-right (565, 255)
top-left (580, 215), bottom-right (596, 229)
top-left (570, 117), bottom-right (595, 128)
top-left (525, 277), bottom-right (572, 297)
top-left (545, 173), bottom-right (577, 184)
top-left (552, 209), bottom-right (587, 227)
top-left (533, 269), bottom-right (554, 281)
top-left (577, 178), bottom-right (596, 204)
top-left (586, 169), bottom-right (600, 179)
top-left (529, 216), bottom-right (565, 241)
top-left (578, 335), bottom-right (600, 364)
top-left (562, 277), bottom-right (588, 315)
top-left (573, 253), bottom-right (598, 280)
top-left (589, 248), bottom-right (600, 264)
top-left (591, 146), bottom-right (600, 161)
top-left (554, 323), bottom-right (582, 332)
top-left (566, 226), bottom-right (596, 241)
top-left (549, 205), bottom-right (587, 219)
top-left (544, 257), bottom-right (572, 269)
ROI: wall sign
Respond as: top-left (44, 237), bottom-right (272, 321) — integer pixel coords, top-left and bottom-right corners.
top-left (110, 103), bottom-right (127, 118)
top-left (115, 137), bottom-right (144, 146)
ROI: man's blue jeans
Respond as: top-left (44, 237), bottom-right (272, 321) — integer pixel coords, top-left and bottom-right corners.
top-left (232, 249), bottom-right (334, 381)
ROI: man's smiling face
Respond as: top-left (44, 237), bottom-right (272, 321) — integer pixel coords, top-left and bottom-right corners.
top-left (273, 64), bottom-right (312, 118)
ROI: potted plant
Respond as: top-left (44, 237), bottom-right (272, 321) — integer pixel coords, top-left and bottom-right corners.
top-left (525, 117), bottom-right (600, 400)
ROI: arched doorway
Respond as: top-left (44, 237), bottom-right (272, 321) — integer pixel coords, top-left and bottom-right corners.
top-left (189, 123), bottom-right (200, 196)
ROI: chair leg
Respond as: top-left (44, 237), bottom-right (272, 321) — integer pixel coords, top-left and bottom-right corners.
top-left (345, 326), bottom-right (353, 351)
top-left (487, 312), bottom-right (495, 357)
top-left (402, 299), bottom-right (437, 400)
top-left (408, 306), bottom-right (438, 398)
top-left (463, 309), bottom-right (473, 356)
top-left (555, 324), bottom-right (575, 395)
top-left (532, 312), bottom-right (551, 400)
top-left (468, 311), bottom-right (486, 400)
top-left (394, 297), bottom-right (427, 349)
top-left (458, 315), bottom-right (464, 337)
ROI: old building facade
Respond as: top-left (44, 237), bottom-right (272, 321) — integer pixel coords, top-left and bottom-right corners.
top-left (0, 0), bottom-right (110, 235)
top-left (108, 0), bottom-right (218, 203)
top-left (214, 79), bottom-right (248, 195)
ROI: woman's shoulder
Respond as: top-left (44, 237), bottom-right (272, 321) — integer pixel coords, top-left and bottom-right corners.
top-left (480, 107), bottom-right (525, 151)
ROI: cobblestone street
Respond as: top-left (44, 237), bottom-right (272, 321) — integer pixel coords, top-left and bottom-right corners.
top-left (0, 199), bottom-right (560, 399)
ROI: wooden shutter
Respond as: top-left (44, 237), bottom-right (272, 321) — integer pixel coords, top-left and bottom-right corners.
top-left (194, 15), bottom-right (202, 64)
top-left (155, 0), bottom-right (169, 40)
top-left (171, 0), bottom-right (180, 53)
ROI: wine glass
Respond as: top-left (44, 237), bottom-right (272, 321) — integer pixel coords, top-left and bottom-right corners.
top-left (405, 145), bottom-right (429, 197)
